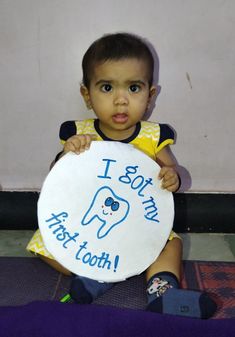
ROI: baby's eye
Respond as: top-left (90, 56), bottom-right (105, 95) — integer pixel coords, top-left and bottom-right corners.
top-left (129, 84), bottom-right (141, 93)
top-left (101, 84), bottom-right (112, 92)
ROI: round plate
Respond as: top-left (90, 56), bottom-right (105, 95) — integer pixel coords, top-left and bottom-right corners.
top-left (38, 141), bottom-right (174, 282)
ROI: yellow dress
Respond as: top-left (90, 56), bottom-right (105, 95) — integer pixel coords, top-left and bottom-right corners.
top-left (26, 119), bottom-right (180, 258)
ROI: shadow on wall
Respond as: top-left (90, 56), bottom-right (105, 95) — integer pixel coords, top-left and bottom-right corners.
top-left (142, 37), bottom-right (192, 191)
top-left (176, 165), bottom-right (192, 192)
top-left (168, 138), bottom-right (192, 192)
top-left (143, 36), bottom-right (160, 121)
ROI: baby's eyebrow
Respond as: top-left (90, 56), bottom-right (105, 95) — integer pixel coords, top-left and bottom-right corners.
top-left (95, 79), bottom-right (147, 86)
top-left (95, 79), bottom-right (112, 86)
top-left (127, 80), bottom-right (146, 86)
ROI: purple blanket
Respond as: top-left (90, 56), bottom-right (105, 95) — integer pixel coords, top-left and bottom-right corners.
top-left (0, 301), bottom-right (234, 337)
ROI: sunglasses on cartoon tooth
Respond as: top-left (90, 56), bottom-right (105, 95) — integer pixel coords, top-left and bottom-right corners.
top-left (104, 197), bottom-right (120, 211)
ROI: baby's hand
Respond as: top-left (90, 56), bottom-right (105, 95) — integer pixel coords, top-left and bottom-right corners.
top-left (63, 134), bottom-right (96, 155)
top-left (158, 167), bottom-right (180, 192)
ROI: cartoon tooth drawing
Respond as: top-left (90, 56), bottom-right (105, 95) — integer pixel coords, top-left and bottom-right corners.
top-left (81, 186), bottom-right (130, 239)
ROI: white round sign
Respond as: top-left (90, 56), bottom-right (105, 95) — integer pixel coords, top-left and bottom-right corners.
top-left (38, 141), bottom-right (174, 282)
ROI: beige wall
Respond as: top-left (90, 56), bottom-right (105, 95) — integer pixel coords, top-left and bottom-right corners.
top-left (0, 0), bottom-right (234, 192)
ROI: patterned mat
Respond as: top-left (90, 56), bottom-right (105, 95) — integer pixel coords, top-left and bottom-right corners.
top-left (182, 260), bottom-right (235, 319)
top-left (0, 257), bottom-right (234, 318)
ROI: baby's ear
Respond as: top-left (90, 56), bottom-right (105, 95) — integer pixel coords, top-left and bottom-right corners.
top-left (146, 86), bottom-right (157, 111)
top-left (149, 85), bottom-right (157, 99)
top-left (80, 85), bottom-right (92, 109)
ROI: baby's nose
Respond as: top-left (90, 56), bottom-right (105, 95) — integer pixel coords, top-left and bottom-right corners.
top-left (114, 90), bottom-right (128, 105)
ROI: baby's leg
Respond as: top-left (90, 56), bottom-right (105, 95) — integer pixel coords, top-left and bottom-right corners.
top-left (146, 238), bottom-right (217, 319)
top-left (27, 230), bottom-right (113, 303)
top-left (39, 255), bottom-right (72, 276)
top-left (146, 236), bottom-right (182, 281)
top-left (40, 255), bottom-right (113, 303)
top-left (26, 229), bottom-right (71, 275)
top-left (70, 275), bottom-right (114, 304)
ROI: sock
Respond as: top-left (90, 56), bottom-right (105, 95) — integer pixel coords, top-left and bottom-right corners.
top-left (146, 272), bottom-right (217, 319)
top-left (70, 275), bottom-right (114, 304)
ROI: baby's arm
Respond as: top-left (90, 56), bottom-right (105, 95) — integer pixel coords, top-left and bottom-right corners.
top-left (156, 146), bottom-right (180, 192)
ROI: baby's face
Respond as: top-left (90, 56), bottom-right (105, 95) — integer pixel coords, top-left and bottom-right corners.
top-left (81, 58), bottom-right (156, 140)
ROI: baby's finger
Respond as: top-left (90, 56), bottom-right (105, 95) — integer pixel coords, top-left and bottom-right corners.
top-left (158, 166), bottom-right (168, 180)
top-left (77, 135), bottom-right (89, 153)
top-left (84, 134), bottom-right (96, 150)
top-left (63, 140), bottom-right (77, 153)
top-left (64, 136), bottom-right (83, 154)
top-left (161, 176), bottom-right (177, 189)
top-left (164, 183), bottom-right (178, 192)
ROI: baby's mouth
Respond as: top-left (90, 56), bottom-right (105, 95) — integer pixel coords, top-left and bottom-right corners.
top-left (112, 113), bottom-right (128, 124)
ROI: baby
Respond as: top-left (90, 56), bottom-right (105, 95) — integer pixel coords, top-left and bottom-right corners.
top-left (27, 32), bottom-right (217, 319)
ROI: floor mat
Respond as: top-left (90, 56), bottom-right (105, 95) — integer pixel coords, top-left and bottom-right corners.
top-left (0, 257), bottom-right (234, 318)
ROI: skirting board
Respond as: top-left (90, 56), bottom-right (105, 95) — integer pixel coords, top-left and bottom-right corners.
top-left (0, 191), bottom-right (234, 233)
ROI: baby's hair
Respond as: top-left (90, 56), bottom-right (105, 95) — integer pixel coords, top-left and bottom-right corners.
top-left (82, 33), bottom-right (154, 88)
